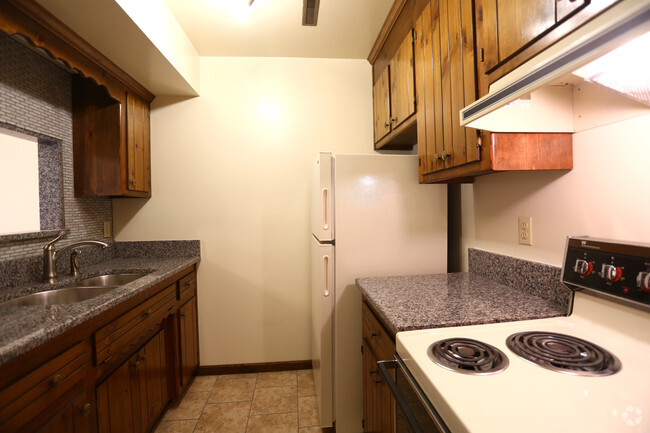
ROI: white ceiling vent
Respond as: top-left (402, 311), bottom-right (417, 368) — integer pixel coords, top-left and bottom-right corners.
top-left (302, 0), bottom-right (320, 26)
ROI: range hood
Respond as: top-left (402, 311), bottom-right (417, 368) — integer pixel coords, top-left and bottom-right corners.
top-left (461, 0), bottom-right (650, 133)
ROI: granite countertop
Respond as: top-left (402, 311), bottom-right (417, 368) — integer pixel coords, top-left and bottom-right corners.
top-left (0, 256), bottom-right (199, 366)
top-left (356, 273), bottom-right (568, 336)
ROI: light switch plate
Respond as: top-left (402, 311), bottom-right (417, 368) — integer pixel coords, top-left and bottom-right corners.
top-left (518, 216), bottom-right (532, 246)
top-left (103, 221), bottom-right (112, 238)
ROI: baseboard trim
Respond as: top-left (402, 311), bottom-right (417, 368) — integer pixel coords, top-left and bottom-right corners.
top-left (196, 360), bottom-right (313, 375)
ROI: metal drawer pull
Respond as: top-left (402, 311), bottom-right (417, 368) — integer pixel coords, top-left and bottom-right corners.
top-left (81, 403), bottom-right (92, 417)
top-left (143, 309), bottom-right (152, 318)
top-left (50, 374), bottom-right (63, 388)
top-left (377, 361), bottom-right (425, 433)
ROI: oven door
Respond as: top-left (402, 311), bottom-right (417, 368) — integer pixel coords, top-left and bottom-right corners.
top-left (378, 356), bottom-right (450, 433)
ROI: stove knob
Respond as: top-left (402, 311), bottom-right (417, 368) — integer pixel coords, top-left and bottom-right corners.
top-left (574, 259), bottom-right (593, 276)
top-left (601, 264), bottom-right (622, 283)
top-left (638, 272), bottom-right (650, 292)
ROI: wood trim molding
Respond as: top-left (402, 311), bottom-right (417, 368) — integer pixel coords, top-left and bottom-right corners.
top-left (196, 360), bottom-right (313, 376)
top-left (367, 0), bottom-right (408, 64)
top-left (1, 0), bottom-right (154, 102)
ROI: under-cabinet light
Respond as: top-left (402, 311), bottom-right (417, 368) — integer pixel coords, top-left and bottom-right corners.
top-left (573, 31), bottom-right (650, 105)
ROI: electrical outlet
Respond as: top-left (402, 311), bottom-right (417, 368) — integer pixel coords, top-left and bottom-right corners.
top-left (103, 221), bottom-right (112, 238)
top-left (518, 216), bottom-right (532, 246)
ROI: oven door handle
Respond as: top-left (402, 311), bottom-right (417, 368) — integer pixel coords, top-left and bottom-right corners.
top-left (377, 360), bottom-right (427, 433)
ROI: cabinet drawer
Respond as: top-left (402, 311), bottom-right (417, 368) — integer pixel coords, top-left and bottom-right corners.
top-left (95, 284), bottom-right (176, 366)
top-left (0, 341), bottom-right (88, 432)
top-left (362, 301), bottom-right (395, 361)
top-left (178, 272), bottom-right (197, 304)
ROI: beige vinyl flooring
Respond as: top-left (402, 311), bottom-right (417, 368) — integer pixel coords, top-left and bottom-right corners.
top-left (153, 370), bottom-right (326, 433)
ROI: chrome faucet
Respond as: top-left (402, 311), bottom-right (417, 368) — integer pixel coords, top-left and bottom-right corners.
top-left (43, 232), bottom-right (109, 283)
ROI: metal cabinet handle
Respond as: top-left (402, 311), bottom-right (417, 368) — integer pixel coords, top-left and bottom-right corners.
top-left (50, 374), bottom-right (63, 388)
top-left (134, 360), bottom-right (142, 369)
top-left (441, 150), bottom-right (450, 161)
top-left (142, 309), bottom-right (152, 318)
top-left (81, 403), bottom-right (92, 417)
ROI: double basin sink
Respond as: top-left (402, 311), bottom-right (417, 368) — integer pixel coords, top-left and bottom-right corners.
top-left (0, 273), bottom-right (148, 307)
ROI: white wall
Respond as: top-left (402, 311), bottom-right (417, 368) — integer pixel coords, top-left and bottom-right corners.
top-left (113, 57), bottom-right (376, 365)
top-left (460, 112), bottom-right (650, 269)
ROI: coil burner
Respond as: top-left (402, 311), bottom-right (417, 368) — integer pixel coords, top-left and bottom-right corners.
top-left (427, 338), bottom-right (509, 375)
top-left (506, 331), bottom-right (621, 376)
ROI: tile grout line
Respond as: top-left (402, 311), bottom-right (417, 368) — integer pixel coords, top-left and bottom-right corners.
top-left (245, 373), bottom-right (258, 432)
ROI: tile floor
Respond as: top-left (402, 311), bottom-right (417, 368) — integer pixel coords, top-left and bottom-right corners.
top-left (154, 370), bottom-right (327, 433)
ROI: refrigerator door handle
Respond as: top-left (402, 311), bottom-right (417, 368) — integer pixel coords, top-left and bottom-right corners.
top-left (322, 188), bottom-right (329, 230)
top-left (323, 255), bottom-right (330, 297)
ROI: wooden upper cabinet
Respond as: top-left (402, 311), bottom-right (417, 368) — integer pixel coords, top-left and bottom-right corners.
top-left (415, 0), bottom-right (478, 179)
top-left (72, 79), bottom-right (152, 198)
top-left (371, 20), bottom-right (418, 150)
top-left (373, 68), bottom-right (391, 143)
top-left (477, 0), bottom-right (619, 83)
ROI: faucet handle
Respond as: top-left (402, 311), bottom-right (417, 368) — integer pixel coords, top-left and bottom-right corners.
top-left (70, 249), bottom-right (82, 277)
top-left (44, 231), bottom-right (65, 251)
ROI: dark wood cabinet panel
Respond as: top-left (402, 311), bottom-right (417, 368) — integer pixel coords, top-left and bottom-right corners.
top-left (179, 297), bottom-right (199, 388)
top-left (96, 329), bottom-right (168, 433)
top-left (126, 92), bottom-right (151, 194)
top-left (0, 341), bottom-right (90, 433)
top-left (72, 79), bottom-right (152, 198)
top-left (373, 68), bottom-right (391, 143)
top-left (416, 0), bottom-right (478, 179)
top-left (477, 0), bottom-right (619, 83)
top-left (1, 265), bottom-right (199, 433)
top-left (36, 390), bottom-right (93, 433)
top-left (373, 28), bottom-right (418, 150)
top-left (362, 299), bottom-right (396, 433)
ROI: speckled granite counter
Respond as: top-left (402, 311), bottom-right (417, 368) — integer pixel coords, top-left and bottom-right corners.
top-left (0, 241), bottom-right (200, 366)
top-left (357, 273), bottom-right (568, 336)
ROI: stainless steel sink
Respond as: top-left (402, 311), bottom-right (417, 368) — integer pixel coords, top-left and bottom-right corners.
top-left (0, 286), bottom-right (117, 307)
top-left (0, 273), bottom-right (148, 307)
top-left (74, 273), bottom-right (148, 287)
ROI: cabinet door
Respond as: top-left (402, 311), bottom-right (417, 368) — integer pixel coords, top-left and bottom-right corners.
top-left (389, 30), bottom-right (416, 129)
top-left (179, 298), bottom-right (199, 387)
top-left (362, 339), bottom-right (394, 433)
top-left (481, 0), bottom-right (591, 74)
top-left (96, 355), bottom-right (138, 433)
top-left (97, 330), bottom-right (168, 433)
top-left (416, 0), bottom-right (478, 176)
top-left (36, 390), bottom-right (93, 433)
top-left (126, 92), bottom-right (151, 194)
top-left (373, 68), bottom-right (391, 143)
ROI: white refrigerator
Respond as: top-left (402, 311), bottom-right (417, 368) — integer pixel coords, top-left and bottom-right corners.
top-left (310, 152), bottom-right (447, 432)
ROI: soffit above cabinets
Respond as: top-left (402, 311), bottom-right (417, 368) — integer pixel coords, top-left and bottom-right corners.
top-left (34, 0), bottom-right (199, 97)
top-left (164, 0), bottom-right (394, 58)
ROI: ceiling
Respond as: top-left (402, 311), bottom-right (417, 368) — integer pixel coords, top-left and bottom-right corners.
top-left (164, 0), bottom-right (394, 58)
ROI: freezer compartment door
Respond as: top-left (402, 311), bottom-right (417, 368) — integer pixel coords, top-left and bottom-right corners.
top-left (311, 152), bottom-right (334, 242)
top-left (311, 236), bottom-right (334, 427)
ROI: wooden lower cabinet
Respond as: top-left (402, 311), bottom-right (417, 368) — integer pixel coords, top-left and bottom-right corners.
top-left (96, 329), bottom-right (167, 433)
top-left (36, 390), bottom-right (93, 433)
top-left (179, 297), bottom-right (199, 388)
top-left (362, 299), bottom-right (396, 433)
top-left (0, 265), bottom-right (200, 433)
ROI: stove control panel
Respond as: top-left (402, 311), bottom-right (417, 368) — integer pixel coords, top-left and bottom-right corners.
top-left (562, 237), bottom-right (650, 309)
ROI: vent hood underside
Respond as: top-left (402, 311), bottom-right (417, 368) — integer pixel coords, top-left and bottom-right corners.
top-left (462, 0), bottom-right (650, 134)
